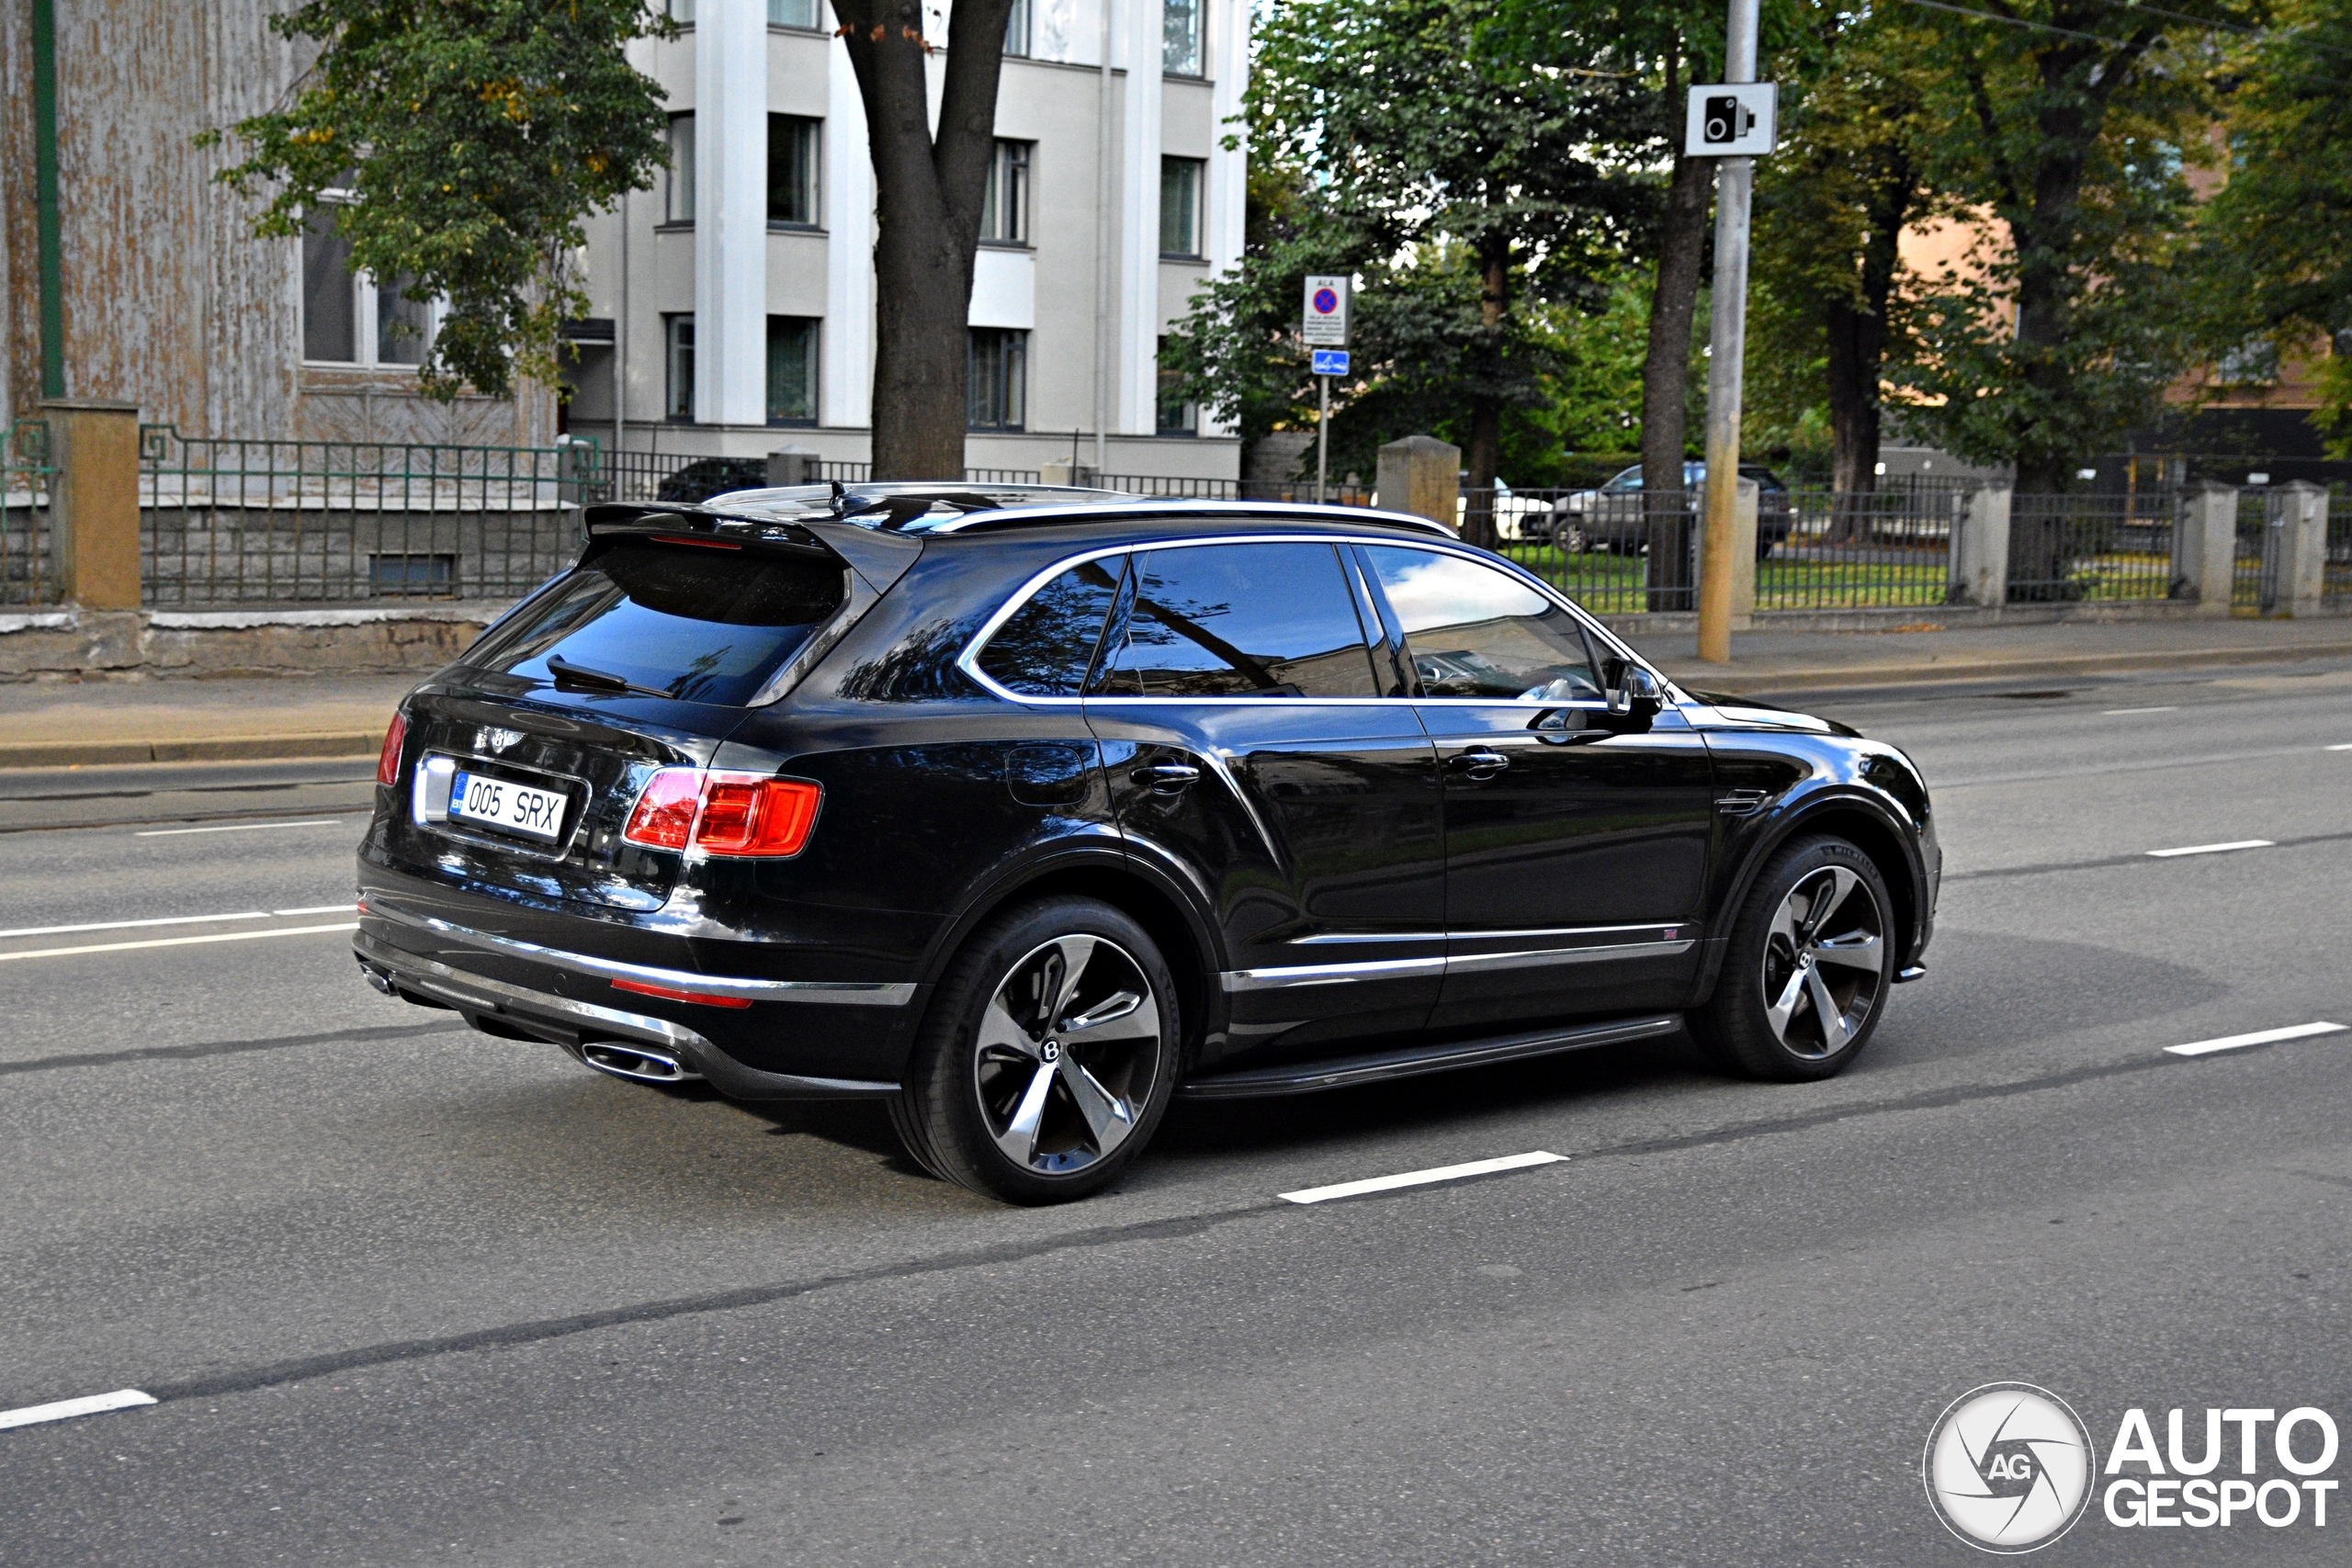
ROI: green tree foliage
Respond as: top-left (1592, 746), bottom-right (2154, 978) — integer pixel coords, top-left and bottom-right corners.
top-left (2195, 0), bottom-right (2352, 453)
top-left (1886, 2), bottom-right (2248, 491)
top-left (204, 0), bottom-right (677, 402)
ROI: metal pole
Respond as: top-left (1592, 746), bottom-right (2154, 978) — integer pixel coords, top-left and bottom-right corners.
top-left (1697, 0), bottom-right (1761, 664)
top-left (1316, 375), bottom-right (1329, 503)
top-left (1092, 0), bottom-right (1115, 481)
top-left (613, 189), bottom-right (628, 495)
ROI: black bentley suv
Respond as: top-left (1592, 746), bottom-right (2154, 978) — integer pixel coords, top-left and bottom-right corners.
top-left (356, 483), bottom-right (1939, 1202)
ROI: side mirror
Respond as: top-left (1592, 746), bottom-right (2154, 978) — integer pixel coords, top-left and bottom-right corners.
top-left (1608, 664), bottom-right (1663, 718)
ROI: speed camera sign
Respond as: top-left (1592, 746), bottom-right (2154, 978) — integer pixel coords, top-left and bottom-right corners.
top-left (1683, 83), bottom-right (1778, 157)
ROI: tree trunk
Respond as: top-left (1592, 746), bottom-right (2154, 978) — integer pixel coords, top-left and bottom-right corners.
top-left (834, 0), bottom-right (1016, 479)
top-left (1641, 143), bottom-right (1710, 610)
top-left (1461, 236), bottom-right (1509, 549)
top-left (1823, 155), bottom-right (1910, 541)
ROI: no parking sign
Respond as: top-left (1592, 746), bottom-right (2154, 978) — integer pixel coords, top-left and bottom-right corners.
top-left (1303, 276), bottom-right (1350, 346)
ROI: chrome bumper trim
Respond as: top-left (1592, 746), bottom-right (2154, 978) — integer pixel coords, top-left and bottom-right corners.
top-left (362, 900), bottom-right (917, 1006)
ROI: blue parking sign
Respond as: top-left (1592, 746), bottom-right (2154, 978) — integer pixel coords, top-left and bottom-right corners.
top-left (1311, 349), bottom-right (1350, 377)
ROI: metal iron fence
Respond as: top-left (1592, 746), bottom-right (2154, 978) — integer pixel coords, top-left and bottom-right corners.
top-left (2, 419), bottom-right (55, 606)
top-left (2333, 488), bottom-right (2352, 607)
top-left (2233, 484), bottom-right (2352, 612)
top-left (2005, 491), bottom-right (2175, 603)
top-left (140, 427), bottom-right (586, 605)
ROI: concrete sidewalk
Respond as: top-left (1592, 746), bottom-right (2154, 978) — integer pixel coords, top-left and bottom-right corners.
top-left (3, 616), bottom-right (2351, 768)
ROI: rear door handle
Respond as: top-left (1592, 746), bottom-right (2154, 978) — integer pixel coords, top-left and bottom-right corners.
top-left (1134, 762), bottom-right (1201, 795)
top-left (1448, 749), bottom-right (1511, 780)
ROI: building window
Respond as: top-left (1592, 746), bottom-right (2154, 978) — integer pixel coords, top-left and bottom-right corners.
top-left (302, 206), bottom-right (437, 367)
top-left (1164, 0), bottom-right (1203, 75)
top-left (666, 114), bottom-right (695, 224)
top-left (769, 116), bottom-right (821, 226)
top-left (1159, 157), bottom-right (1204, 257)
top-left (1156, 337), bottom-right (1195, 434)
top-left (1003, 0), bottom-right (1030, 56)
top-left (767, 317), bottom-right (818, 424)
top-left (669, 0), bottom-right (693, 22)
top-left (664, 314), bottom-right (695, 420)
top-left (969, 329), bottom-right (1027, 431)
top-left (768, 0), bottom-right (820, 26)
top-left (979, 141), bottom-right (1031, 245)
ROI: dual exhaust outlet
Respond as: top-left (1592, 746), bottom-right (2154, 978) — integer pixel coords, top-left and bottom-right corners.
top-left (577, 1042), bottom-right (700, 1085)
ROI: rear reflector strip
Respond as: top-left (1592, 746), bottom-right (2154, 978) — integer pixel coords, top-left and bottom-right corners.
top-left (611, 977), bottom-right (754, 1009)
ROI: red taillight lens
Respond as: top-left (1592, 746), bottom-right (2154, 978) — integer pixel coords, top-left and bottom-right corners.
top-left (376, 712), bottom-right (408, 786)
top-left (620, 770), bottom-right (821, 858)
top-left (623, 767), bottom-right (704, 851)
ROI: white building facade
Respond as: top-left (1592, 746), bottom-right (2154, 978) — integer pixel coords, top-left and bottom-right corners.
top-left (563, 0), bottom-right (1248, 479)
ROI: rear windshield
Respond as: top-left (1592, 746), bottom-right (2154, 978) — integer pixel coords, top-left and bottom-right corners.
top-left (465, 536), bottom-right (847, 706)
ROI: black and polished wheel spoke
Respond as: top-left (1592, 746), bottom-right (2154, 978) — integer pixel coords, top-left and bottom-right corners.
top-left (977, 935), bottom-right (1161, 1175)
top-left (1760, 866), bottom-right (1886, 1059)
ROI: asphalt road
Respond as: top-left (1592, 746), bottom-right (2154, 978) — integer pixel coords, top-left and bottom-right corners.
top-left (3, 659), bottom-right (2349, 1565)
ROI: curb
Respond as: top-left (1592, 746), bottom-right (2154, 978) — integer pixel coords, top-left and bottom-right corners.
top-left (1667, 638), bottom-right (2352, 697)
top-left (0, 732), bottom-right (382, 770)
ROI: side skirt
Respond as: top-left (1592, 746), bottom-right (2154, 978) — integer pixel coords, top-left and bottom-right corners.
top-left (1178, 1013), bottom-right (1683, 1100)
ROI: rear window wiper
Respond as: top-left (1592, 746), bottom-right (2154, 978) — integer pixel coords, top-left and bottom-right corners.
top-left (545, 656), bottom-right (675, 700)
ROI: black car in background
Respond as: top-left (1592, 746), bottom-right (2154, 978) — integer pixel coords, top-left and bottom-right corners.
top-left (356, 484), bottom-right (1939, 1202)
top-left (1555, 460), bottom-right (1795, 558)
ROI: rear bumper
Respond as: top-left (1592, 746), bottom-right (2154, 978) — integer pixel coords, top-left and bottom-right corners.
top-left (353, 907), bottom-right (909, 1100)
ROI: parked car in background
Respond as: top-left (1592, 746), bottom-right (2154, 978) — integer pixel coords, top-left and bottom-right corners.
top-left (1457, 478), bottom-right (1559, 542)
top-left (1553, 462), bottom-right (1794, 558)
top-left (657, 457), bottom-right (773, 504)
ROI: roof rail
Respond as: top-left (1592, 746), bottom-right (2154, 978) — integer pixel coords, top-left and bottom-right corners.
top-left (923, 498), bottom-right (1459, 539)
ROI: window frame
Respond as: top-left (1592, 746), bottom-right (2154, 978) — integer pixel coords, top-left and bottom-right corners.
top-left (1002, 0), bottom-right (1031, 57)
top-left (300, 197), bottom-right (443, 370)
top-left (978, 140), bottom-right (1033, 247)
top-left (765, 314), bottom-right (819, 426)
top-left (967, 327), bottom-right (1028, 432)
top-left (956, 533), bottom-right (1657, 708)
top-left (767, 0), bottom-right (824, 28)
top-left (1155, 335), bottom-right (1196, 436)
top-left (662, 312), bottom-right (695, 422)
top-left (767, 114), bottom-right (822, 229)
top-left (1158, 156), bottom-right (1205, 259)
top-left (665, 113), bottom-right (696, 226)
top-left (1162, 0), bottom-right (1205, 77)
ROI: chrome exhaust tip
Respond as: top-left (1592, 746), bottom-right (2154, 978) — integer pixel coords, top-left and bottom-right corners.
top-left (357, 961), bottom-right (397, 997)
top-left (579, 1042), bottom-right (701, 1085)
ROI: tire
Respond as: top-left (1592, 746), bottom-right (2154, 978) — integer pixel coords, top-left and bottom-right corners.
top-left (1687, 835), bottom-right (1894, 1082)
top-left (889, 897), bottom-right (1180, 1203)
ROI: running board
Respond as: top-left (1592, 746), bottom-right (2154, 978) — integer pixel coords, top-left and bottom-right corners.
top-left (1178, 1013), bottom-right (1684, 1100)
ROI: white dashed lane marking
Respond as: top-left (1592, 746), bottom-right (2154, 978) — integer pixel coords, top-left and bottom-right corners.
top-left (0, 922), bottom-right (359, 964)
top-left (2146, 840), bottom-right (2275, 858)
top-left (0, 1389), bottom-right (156, 1433)
top-left (2165, 1022), bottom-right (2346, 1058)
top-left (133, 819), bottom-right (349, 838)
top-left (1280, 1151), bottom-right (1567, 1205)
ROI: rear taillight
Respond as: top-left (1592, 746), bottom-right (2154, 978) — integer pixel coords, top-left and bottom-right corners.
top-left (621, 769), bottom-right (821, 858)
top-left (376, 712), bottom-right (408, 786)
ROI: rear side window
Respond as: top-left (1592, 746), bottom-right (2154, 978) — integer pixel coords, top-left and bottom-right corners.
top-left (975, 557), bottom-right (1125, 696)
top-left (1097, 542), bottom-right (1379, 698)
top-left (1362, 546), bottom-right (1601, 701)
top-left (465, 536), bottom-right (846, 706)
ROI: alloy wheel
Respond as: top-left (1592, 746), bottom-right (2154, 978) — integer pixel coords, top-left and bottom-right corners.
top-left (973, 935), bottom-right (1164, 1176)
top-left (1758, 865), bottom-right (1886, 1059)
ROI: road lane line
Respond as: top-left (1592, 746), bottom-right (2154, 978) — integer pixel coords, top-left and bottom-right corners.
top-left (0, 910), bottom-right (271, 940)
top-left (1279, 1151), bottom-right (1566, 1205)
top-left (271, 903), bottom-right (356, 916)
top-left (133, 818), bottom-right (347, 838)
top-left (2146, 840), bottom-right (2274, 858)
top-left (0, 922), bottom-right (358, 963)
top-left (2330, 743), bottom-right (2352, 751)
top-left (2101, 705), bottom-right (2177, 715)
top-left (2165, 1021), bottom-right (2346, 1057)
top-left (0, 1389), bottom-right (157, 1432)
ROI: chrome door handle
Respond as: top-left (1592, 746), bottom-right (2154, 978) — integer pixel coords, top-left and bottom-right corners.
top-left (1448, 749), bottom-right (1511, 780)
top-left (1134, 762), bottom-right (1201, 795)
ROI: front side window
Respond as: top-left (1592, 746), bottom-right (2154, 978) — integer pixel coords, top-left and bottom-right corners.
top-left (969, 328), bottom-right (1027, 431)
top-left (1098, 542), bottom-right (1379, 698)
top-left (768, 115), bottom-right (820, 226)
top-left (976, 557), bottom-right (1125, 696)
top-left (1163, 0), bottom-right (1203, 75)
top-left (664, 314), bottom-right (695, 420)
top-left (1362, 547), bottom-right (1602, 701)
top-left (979, 141), bottom-right (1031, 244)
top-left (766, 316), bottom-right (817, 424)
top-left (1159, 158), bottom-right (1204, 256)
top-left (465, 536), bottom-right (848, 707)
top-left (666, 114), bottom-right (695, 223)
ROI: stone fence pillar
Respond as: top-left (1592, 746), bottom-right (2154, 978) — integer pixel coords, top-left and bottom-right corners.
top-left (1375, 434), bottom-right (1460, 530)
top-left (1948, 481), bottom-right (2013, 607)
top-left (43, 399), bottom-right (142, 610)
top-left (2277, 479), bottom-right (2329, 617)
top-left (2172, 480), bottom-right (2238, 615)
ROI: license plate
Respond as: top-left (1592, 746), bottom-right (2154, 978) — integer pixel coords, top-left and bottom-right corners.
top-left (449, 771), bottom-right (568, 842)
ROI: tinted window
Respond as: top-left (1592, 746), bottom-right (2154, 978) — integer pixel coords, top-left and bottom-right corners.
top-left (465, 536), bottom-right (845, 706)
top-left (1363, 547), bottom-right (1602, 701)
top-left (1098, 542), bottom-right (1379, 698)
top-left (977, 558), bottom-right (1124, 696)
